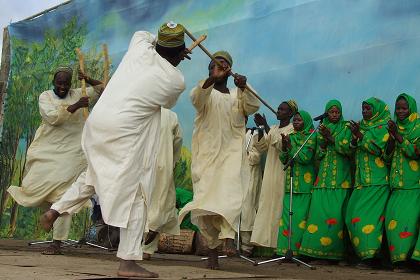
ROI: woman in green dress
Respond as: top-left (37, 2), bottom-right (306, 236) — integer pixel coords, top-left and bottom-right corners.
top-left (384, 93), bottom-right (420, 268)
top-left (277, 110), bottom-right (316, 256)
top-left (299, 100), bottom-right (353, 261)
top-left (345, 97), bottom-right (391, 266)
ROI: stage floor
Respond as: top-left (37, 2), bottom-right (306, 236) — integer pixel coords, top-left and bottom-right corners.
top-left (0, 239), bottom-right (417, 280)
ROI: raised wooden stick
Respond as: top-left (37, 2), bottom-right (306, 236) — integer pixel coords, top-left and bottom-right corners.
top-left (76, 48), bottom-right (89, 119)
top-left (102, 44), bottom-right (110, 86)
top-left (184, 28), bottom-right (277, 115)
top-left (187, 34), bottom-right (207, 52)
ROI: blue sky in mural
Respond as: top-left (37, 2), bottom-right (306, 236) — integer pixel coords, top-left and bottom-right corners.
top-left (8, 0), bottom-right (420, 147)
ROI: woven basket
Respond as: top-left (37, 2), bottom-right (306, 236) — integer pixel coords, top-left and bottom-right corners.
top-left (158, 229), bottom-right (195, 254)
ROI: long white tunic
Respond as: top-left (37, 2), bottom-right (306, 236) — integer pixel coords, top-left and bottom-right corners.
top-left (240, 129), bottom-right (262, 232)
top-left (147, 108), bottom-right (183, 235)
top-left (179, 81), bottom-right (260, 232)
top-left (82, 31), bottom-right (185, 228)
top-left (8, 87), bottom-right (99, 207)
top-left (251, 123), bottom-right (294, 248)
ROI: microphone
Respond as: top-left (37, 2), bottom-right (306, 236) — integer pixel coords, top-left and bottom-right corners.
top-left (313, 112), bottom-right (328, 121)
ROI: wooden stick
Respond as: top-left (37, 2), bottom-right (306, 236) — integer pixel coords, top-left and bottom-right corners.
top-left (184, 28), bottom-right (277, 115)
top-left (75, 48), bottom-right (89, 119)
top-left (187, 34), bottom-right (207, 52)
top-left (102, 44), bottom-right (110, 86)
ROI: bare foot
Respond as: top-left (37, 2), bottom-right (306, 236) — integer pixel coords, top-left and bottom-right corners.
top-left (207, 248), bottom-right (219, 270)
top-left (118, 260), bottom-right (158, 278)
top-left (41, 240), bottom-right (62, 255)
top-left (40, 209), bottom-right (60, 232)
top-left (143, 252), bottom-right (152, 260)
top-left (144, 230), bottom-right (158, 245)
top-left (223, 238), bottom-right (236, 257)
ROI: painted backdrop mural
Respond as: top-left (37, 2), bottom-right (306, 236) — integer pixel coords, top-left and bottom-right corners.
top-left (0, 0), bottom-right (419, 238)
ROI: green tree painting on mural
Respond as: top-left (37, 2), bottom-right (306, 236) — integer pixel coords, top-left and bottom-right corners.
top-left (0, 16), bottom-right (194, 239)
top-left (0, 17), bottom-right (109, 239)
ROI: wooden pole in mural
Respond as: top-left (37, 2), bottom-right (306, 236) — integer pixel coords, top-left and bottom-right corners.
top-left (75, 48), bottom-right (89, 119)
top-left (102, 44), bottom-right (110, 86)
top-left (183, 28), bottom-right (277, 115)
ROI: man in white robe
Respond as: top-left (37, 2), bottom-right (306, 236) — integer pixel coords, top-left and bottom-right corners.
top-left (143, 107), bottom-right (183, 259)
top-left (250, 101), bottom-right (298, 249)
top-left (41, 23), bottom-right (191, 278)
top-left (178, 51), bottom-right (260, 269)
top-left (8, 67), bottom-right (102, 254)
top-left (240, 125), bottom-right (263, 256)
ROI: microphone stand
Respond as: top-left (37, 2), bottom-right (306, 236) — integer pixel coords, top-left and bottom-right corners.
top-left (255, 119), bottom-right (323, 269)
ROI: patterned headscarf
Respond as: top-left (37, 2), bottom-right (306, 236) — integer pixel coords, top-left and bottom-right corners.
top-left (360, 97), bottom-right (391, 130)
top-left (395, 93), bottom-right (419, 140)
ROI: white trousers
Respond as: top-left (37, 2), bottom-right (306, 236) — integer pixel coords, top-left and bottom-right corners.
top-left (240, 231), bottom-right (253, 253)
top-left (52, 215), bottom-right (72, 240)
top-left (51, 171), bottom-right (147, 260)
top-left (142, 234), bottom-right (159, 255)
top-left (198, 215), bottom-right (236, 249)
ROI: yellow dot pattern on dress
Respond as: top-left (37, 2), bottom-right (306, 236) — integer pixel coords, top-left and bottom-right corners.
top-left (388, 220), bottom-right (397, 230)
top-left (353, 236), bottom-right (359, 247)
top-left (378, 235), bottom-right (382, 243)
top-left (320, 237), bottom-right (332, 246)
top-left (414, 250), bottom-right (420, 257)
top-left (304, 172), bottom-right (312, 183)
top-left (307, 224), bottom-right (318, 234)
top-left (362, 224), bottom-right (375, 234)
top-left (375, 157), bottom-right (384, 168)
top-left (409, 160), bottom-right (418, 171)
top-left (299, 220), bottom-right (307, 229)
top-left (279, 219), bottom-right (283, 227)
top-left (341, 181), bottom-right (350, 188)
top-left (338, 230), bottom-right (344, 239)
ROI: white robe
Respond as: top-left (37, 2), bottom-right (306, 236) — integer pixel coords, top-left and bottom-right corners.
top-left (179, 81), bottom-right (260, 237)
top-left (82, 31), bottom-right (185, 228)
top-left (240, 129), bottom-right (262, 232)
top-left (146, 108), bottom-right (182, 235)
top-left (251, 123), bottom-right (294, 248)
top-left (8, 87), bottom-right (99, 207)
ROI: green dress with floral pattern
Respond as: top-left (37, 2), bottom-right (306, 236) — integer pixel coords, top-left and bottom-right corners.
top-left (277, 111), bottom-right (316, 256)
top-left (383, 93), bottom-right (420, 263)
top-left (345, 97), bottom-right (391, 260)
top-left (300, 100), bottom-right (353, 260)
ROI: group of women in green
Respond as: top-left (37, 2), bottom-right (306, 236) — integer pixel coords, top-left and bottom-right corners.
top-left (276, 93), bottom-right (419, 269)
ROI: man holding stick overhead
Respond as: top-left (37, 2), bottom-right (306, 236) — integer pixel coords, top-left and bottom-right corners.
top-left (179, 51), bottom-right (260, 269)
top-left (41, 22), bottom-right (191, 278)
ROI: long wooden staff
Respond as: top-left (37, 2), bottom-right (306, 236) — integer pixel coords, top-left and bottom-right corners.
top-left (76, 48), bottom-right (89, 119)
top-left (102, 44), bottom-right (110, 86)
top-left (184, 28), bottom-right (277, 115)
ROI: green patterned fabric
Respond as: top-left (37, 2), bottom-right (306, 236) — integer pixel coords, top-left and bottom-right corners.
top-left (346, 97), bottom-right (391, 260)
top-left (384, 93), bottom-right (420, 263)
top-left (277, 193), bottom-right (311, 256)
top-left (277, 111), bottom-right (316, 256)
top-left (345, 185), bottom-right (389, 260)
top-left (299, 100), bottom-right (353, 260)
